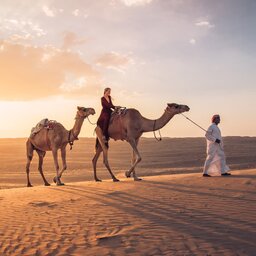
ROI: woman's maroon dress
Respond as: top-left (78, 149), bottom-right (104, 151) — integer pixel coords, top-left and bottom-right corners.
top-left (97, 96), bottom-right (115, 140)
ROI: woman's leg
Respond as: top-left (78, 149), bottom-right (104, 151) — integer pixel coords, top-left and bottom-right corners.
top-left (103, 116), bottom-right (110, 140)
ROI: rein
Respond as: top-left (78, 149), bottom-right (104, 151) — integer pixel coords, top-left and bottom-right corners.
top-left (86, 116), bottom-right (97, 137)
top-left (87, 116), bottom-right (97, 125)
top-left (69, 113), bottom-right (97, 147)
top-left (68, 114), bottom-right (84, 150)
top-left (153, 120), bottom-right (162, 141)
top-left (180, 113), bottom-right (207, 132)
top-left (152, 107), bottom-right (173, 142)
top-left (180, 113), bottom-right (222, 145)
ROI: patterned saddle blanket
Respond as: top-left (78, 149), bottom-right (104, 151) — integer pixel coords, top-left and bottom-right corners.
top-left (109, 107), bottom-right (127, 126)
top-left (111, 107), bottom-right (127, 116)
top-left (30, 119), bottom-right (57, 138)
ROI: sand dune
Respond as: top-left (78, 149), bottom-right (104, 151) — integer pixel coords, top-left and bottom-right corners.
top-left (0, 169), bottom-right (256, 255)
top-left (0, 137), bottom-right (256, 255)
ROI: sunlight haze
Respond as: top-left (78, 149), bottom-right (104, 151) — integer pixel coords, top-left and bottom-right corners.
top-left (1, 0), bottom-right (256, 138)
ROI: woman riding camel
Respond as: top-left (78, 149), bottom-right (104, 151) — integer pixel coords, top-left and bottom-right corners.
top-left (97, 87), bottom-right (116, 142)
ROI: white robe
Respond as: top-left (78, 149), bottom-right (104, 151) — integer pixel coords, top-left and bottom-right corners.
top-left (203, 123), bottom-right (230, 176)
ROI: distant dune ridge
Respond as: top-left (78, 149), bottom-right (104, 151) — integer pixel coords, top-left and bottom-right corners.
top-left (0, 137), bottom-right (256, 255)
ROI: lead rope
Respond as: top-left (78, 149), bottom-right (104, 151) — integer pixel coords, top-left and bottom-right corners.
top-left (87, 116), bottom-right (97, 125)
top-left (180, 113), bottom-right (221, 146)
top-left (180, 113), bottom-right (207, 132)
top-left (153, 120), bottom-right (162, 141)
top-left (86, 116), bottom-right (97, 136)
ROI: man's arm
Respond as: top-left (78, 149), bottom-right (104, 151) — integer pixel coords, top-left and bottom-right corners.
top-left (205, 126), bottom-right (216, 142)
top-left (205, 126), bottom-right (221, 143)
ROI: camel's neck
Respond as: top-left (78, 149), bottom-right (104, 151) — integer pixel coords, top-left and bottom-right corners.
top-left (141, 110), bottom-right (176, 133)
top-left (69, 114), bottom-right (85, 141)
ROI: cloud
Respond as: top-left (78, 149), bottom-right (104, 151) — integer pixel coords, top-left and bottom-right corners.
top-left (62, 32), bottom-right (88, 49)
top-left (42, 5), bottom-right (56, 17)
top-left (195, 20), bottom-right (215, 29)
top-left (95, 51), bottom-right (134, 72)
top-left (0, 41), bottom-right (101, 100)
top-left (0, 18), bottom-right (46, 41)
top-left (119, 0), bottom-right (153, 6)
top-left (60, 74), bottom-right (87, 92)
top-left (189, 38), bottom-right (196, 44)
top-left (83, 13), bottom-right (89, 19)
top-left (118, 89), bottom-right (142, 98)
top-left (72, 9), bottom-right (80, 17)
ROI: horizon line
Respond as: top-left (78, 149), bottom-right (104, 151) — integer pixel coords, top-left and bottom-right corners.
top-left (0, 135), bottom-right (255, 140)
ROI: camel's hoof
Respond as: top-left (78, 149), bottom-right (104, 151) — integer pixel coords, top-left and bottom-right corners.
top-left (125, 171), bottom-right (131, 178)
top-left (54, 177), bottom-right (64, 186)
top-left (45, 183), bottom-right (51, 186)
top-left (95, 179), bottom-right (102, 182)
top-left (134, 177), bottom-right (142, 181)
top-left (113, 178), bottom-right (120, 182)
top-left (27, 183), bottom-right (33, 187)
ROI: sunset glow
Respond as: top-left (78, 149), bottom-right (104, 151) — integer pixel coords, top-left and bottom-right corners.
top-left (1, 0), bottom-right (256, 138)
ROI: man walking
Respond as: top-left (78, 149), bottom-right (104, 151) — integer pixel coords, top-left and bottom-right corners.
top-left (203, 114), bottom-right (231, 177)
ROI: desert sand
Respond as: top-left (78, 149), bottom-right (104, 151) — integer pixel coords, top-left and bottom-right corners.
top-left (0, 137), bottom-right (256, 255)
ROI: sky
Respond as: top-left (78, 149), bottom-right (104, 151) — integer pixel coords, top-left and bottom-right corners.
top-left (1, 0), bottom-right (256, 138)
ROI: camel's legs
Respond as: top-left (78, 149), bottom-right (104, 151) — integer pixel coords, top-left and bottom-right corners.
top-left (58, 147), bottom-right (67, 179)
top-left (126, 138), bottom-right (142, 181)
top-left (95, 127), bottom-right (119, 182)
top-left (92, 146), bottom-right (103, 182)
top-left (36, 149), bottom-right (50, 186)
top-left (26, 140), bottom-right (34, 187)
top-left (52, 148), bottom-right (64, 185)
top-left (125, 148), bottom-right (136, 178)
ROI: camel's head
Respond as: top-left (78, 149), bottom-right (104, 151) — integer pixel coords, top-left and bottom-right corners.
top-left (77, 106), bottom-right (96, 118)
top-left (166, 103), bottom-right (190, 114)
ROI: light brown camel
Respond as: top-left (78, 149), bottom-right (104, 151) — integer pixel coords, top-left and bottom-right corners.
top-left (26, 106), bottom-right (95, 187)
top-left (92, 103), bottom-right (190, 181)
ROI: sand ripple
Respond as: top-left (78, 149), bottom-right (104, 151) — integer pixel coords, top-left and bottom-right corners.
top-left (0, 169), bottom-right (256, 255)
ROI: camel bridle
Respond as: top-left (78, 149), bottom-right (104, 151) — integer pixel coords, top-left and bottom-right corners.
top-left (68, 110), bottom-right (92, 150)
top-left (153, 105), bottom-right (184, 141)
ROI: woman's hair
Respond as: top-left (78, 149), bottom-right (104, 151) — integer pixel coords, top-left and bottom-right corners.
top-left (104, 87), bottom-right (111, 95)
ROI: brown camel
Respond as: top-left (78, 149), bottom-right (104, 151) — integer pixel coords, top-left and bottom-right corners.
top-left (26, 106), bottom-right (95, 187)
top-left (92, 103), bottom-right (190, 181)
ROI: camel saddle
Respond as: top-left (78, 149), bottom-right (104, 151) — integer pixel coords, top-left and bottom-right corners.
top-left (112, 107), bottom-right (127, 116)
top-left (109, 107), bottom-right (127, 126)
top-left (30, 119), bottom-right (57, 138)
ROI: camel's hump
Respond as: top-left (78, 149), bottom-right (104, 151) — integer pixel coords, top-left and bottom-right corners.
top-left (125, 108), bottom-right (141, 115)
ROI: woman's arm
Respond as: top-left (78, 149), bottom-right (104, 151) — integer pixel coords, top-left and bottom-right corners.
top-left (101, 97), bottom-right (115, 110)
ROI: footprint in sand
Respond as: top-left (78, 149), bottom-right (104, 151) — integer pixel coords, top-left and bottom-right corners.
top-left (96, 234), bottom-right (123, 246)
top-left (243, 179), bottom-right (253, 185)
top-left (233, 193), bottom-right (244, 199)
top-left (95, 228), bottom-right (127, 246)
top-left (29, 201), bottom-right (57, 208)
